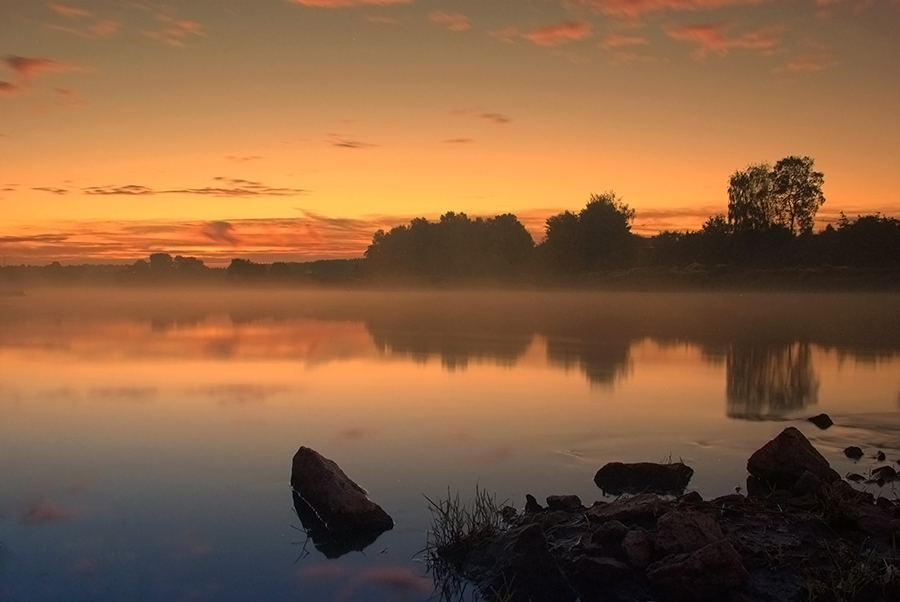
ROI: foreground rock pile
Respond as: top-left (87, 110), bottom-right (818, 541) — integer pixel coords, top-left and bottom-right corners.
top-left (437, 427), bottom-right (900, 602)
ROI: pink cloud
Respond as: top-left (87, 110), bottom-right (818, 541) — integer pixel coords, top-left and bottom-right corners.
top-left (49, 3), bottom-right (91, 19)
top-left (572, 0), bottom-right (769, 18)
top-left (780, 53), bottom-right (838, 72)
top-left (0, 81), bottom-right (18, 96)
top-left (288, 0), bottom-right (413, 6)
top-left (145, 15), bottom-right (205, 47)
top-left (601, 33), bottom-right (649, 49)
top-left (4, 55), bottom-right (80, 80)
top-left (429, 10), bottom-right (471, 32)
top-left (524, 21), bottom-right (593, 46)
top-left (665, 22), bottom-right (780, 58)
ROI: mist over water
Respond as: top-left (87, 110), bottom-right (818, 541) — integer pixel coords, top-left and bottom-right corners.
top-left (1, 288), bottom-right (899, 601)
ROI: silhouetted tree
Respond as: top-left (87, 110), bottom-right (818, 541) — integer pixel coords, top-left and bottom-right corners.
top-left (727, 156), bottom-right (824, 235)
top-left (541, 191), bottom-right (637, 272)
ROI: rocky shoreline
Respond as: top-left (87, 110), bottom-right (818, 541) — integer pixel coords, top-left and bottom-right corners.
top-left (428, 427), bottom-right (900, 602)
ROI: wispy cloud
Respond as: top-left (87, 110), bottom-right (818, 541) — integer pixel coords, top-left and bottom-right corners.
top-left (429, 10), bottom-right (471, 32)
top-left (5, 55), bottom-right (80, 80)
top-left (288, 0), bottom-right (414, 7)
top-left (144, 14), bottom-right (205, 47)
top-left (665, 22), bottom-right (780, 58)
top-left (226, 155), bottom-right (263, 163)
top-left (32, 186), bottom-right (69, 195)
top-left (442, 137), bottom-right (474, 144)
top-left (330, 138), bottom-right (379, 149)
top-left (572, 0), bottom-right (769, 19)
top-left (452, 108), bottom-right (512, 126)
top-left (49, 3), bottom-right (91, 19)
top-left (524, 21), bottom-right (593, 46)
top-left (601, 33), bottom-right (649, 49)
top-left (78, 178), bottom-right (307, 197)
top-left (779, 53), bottom-right (837, 72)
top-left (199, 221), bottom-right (240, 246)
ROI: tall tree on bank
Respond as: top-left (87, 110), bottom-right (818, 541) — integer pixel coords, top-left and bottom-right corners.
top-left (541, 191), bottom-right (637, 272)
top-left (727, 156), bottom-right (825, 235)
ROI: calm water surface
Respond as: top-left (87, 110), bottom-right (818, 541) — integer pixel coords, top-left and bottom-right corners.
top-left (1, 289), bottom-right (899, 601)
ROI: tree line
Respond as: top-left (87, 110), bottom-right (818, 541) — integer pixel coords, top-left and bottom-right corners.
top-left (2, 155), bottom-right (898, 286)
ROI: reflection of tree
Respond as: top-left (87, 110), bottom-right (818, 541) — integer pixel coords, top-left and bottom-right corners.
top-left (726, 342), bottom-right (819, 420)
top-left (369, 328), bottom-right (532, 371)
top-left (545, 336), bottom-right (632, 387)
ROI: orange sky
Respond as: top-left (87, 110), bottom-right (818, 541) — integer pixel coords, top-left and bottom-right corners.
top-left (1, 0), bottom-right (898, 264)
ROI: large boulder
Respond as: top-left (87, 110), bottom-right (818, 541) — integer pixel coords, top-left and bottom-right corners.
top-left (647, 539), bottom-right (748, 601)
top-left (746, 427), bottom-right (839, 491)
top-left (594, 462), bottom-right (694, 495)
top-left (290, 447), bottom-right (393, 537)
top-left (655, 510), bottom-right (724, 557)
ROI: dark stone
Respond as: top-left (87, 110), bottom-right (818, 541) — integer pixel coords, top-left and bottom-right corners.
top-left (468, 523), bottom-right (577, 602)
top-left (525, 493), bottom-right (543, 513)
top-left (500, 505), bottom-right (518, 523)
top-left (792, 470), bottom-right (825, 496)
top-left (746, 427), bottom-right (840, 490)
top-left (679, 491), bottom-right (703, 505)
top-left (655, 510), bottom-right (724, 557)
top-left (622, 528), bottom-right (653, 568)
top-left (784, 493), bottom-right (818, 510)
top-left (594, 462), bottom-right (694, 495)
top-left (291, 491), bottom-right (386, 559)
top-left (589, 519), bottom-right (629, 549)
top-left (586, 493), bottom-right (665, 524)
top-left (807, 413), bottom-right (834, 429)
top-left (546, 495), bottom-right (583, 513)
top-left (647, 539), bottom-right (748, 601)
top-left (711, 493), bottom-right (748, 507)
top-left (877, 450), bottom-right (887, 462)
top-left (571, 556), bottom-right (630, 591)
top-left (846, 473), bottom-right (866, 482)
top-left (844, 446), bottom-right (864, 460)
top-left (290, 447), bottom-right (392, 537)
top-left (872, 465), bottom-right (897, 481)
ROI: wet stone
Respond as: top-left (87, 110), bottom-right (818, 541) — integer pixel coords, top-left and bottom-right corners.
top-left (844, 446), bottom-right (864, 460)
top-left (594, 462), bottom-right (694, 496)
top-left (807, 413), bottom-right (834, 429)
top-left (546, 494), bottom-right (583, 513)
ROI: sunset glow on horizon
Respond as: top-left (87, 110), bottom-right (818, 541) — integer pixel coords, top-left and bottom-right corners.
top-left (2, 0), bottom-right (898, 264)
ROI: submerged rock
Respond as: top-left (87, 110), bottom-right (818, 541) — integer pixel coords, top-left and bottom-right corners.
top-left (746, 427), bottom-right (839, 491)
top-left (844, 446), bottom-right (865, 460)
top-left (290, 447), bottom-right (392, 539)
top-left (594, 462), bottom-right (694, 495)
top-left (807, 413), bottom-right (834, 429)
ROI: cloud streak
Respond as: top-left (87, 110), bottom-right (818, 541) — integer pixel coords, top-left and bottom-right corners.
top-left (429, 11), bottom-right (471, 32)
top-left (288, 0), bottom-right (413, 7)
top-left (524, 21), bottom-right (593, 46)
top-left (665, 22), bottom-right (780, 58)
top-left (78, 178), bottom-right (307, 197)
top-left (572, 0), bottom-right (769, 18)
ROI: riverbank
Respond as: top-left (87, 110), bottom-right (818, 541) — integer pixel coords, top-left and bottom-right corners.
top-left (426, 427), bottom-right (900, 602)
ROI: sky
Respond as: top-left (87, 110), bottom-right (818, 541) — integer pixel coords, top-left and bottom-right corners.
top-left (1, 0), bottom-right (898, 264)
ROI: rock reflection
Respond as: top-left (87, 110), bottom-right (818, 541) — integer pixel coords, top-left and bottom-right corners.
top-left (725, 342), bottom-right (819, 420)
top-left (291, 491), bottom-right (388, 559)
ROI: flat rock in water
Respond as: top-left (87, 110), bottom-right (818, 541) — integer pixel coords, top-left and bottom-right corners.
top-left (807, 413), bottom-right (834, 429)
top-left (746, 427), bottom-right (839, 491)
top-left (594, 462), bottom-right (694, 495)
top-left (290, 447), bottom-right (393, 537)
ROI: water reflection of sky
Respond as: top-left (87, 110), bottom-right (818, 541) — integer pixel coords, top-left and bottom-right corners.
top-left (1, 290), bottom-right (899, 601)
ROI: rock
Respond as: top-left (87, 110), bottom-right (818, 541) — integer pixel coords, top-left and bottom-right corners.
top-left (468, 523), bottom-right (577, 602)
top-left (622, 528), bottom-right (654, 568)
top-left (872, 465), bottom-right (897, 481)
top-left (746, 427), bottom-right (840, 491)
top-left (711, 493), bottom-right (747, 508)
top-left (792, 470), bottom-right (825, 496)
top-left (647, 539), bottom-right (748, 601)
top-left (679, 491), bottom-right (703, 505)
top-left (571, 556), bottom-right (631, 593)
top-left (807, 413), bottom-right (834, 429)
top-left (586, 493), bottom-right (665, 524)
top-left (655, 510), bottom-right (724, 557)
top-left (525, 494), bottom-right (543, 513)
top-left (589, 519), bottom-right (628, 549)
top-left (877, 450), bottom-right (887, 462)
top-left (290, 447), bottom-right (393, 537)
top-left (291, 491), bottom-right (386, 559)
top-left (546, 494), bottom-right (583, 513)
top-left (846, 473), bottom-right (866, 482)
top-left (844, 446), bottom-right (864, 460)
top-left (594, 462), bottom-right (694, 495)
